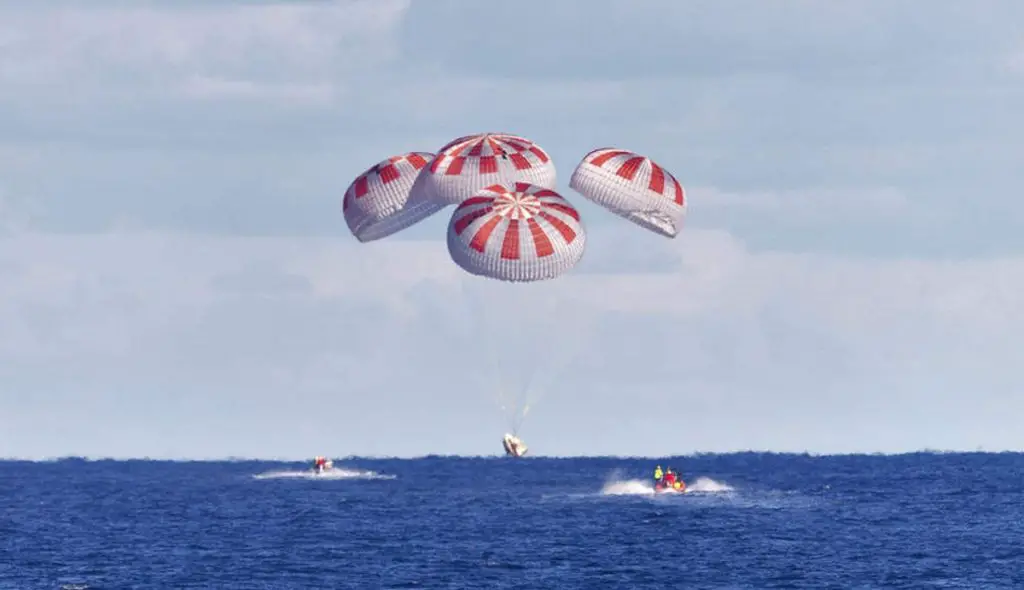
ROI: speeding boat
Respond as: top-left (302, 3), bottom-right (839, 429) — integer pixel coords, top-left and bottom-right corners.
top-left (502, 433), bottom-right (528, 457)
top-left (654, 479), bottom-right (687, 493)
top-left (312, 456), bottom-right (334, 474)
top-left (653, 468), bottom-right (687, 493)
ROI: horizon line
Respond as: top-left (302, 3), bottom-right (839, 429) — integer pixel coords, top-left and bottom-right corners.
top-left (3, 448), bottom-right (1022, 462)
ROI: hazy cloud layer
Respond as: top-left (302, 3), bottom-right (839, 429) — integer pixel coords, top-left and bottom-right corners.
top-left (0, 1), bottom-right (1020, 256)
top-left (1, 229), bottom-right (1020, 458)
top-left (0, 1), bottom-right (1020, 458)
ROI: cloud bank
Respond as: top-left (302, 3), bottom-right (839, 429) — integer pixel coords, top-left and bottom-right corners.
top-left (1, 226), bottom-right (1020, 458)
top-left (0, 0), bottom-right (1021, 458)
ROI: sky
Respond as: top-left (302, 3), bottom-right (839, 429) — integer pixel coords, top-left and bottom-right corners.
top-left (1, 0), bottom-right (1022, 459)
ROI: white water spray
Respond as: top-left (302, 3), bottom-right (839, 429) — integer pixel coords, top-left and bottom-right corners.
top-left (600, 474), bottom-right (735, 496)
top-left (252, 467), bottom-right (395, 481)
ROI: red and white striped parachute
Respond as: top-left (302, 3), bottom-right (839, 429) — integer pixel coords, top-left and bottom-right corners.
top-left (447, 182), bottom-right (586, 282)
top-left (569, 147), bottom-right (687, 238)
top-left (342, 152), bottom-right (444, 242)
top-left (415, 133), bottom-right (557, 208)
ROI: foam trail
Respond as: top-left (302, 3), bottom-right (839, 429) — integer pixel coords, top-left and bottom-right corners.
top-left (253, 467), bottom-right (395, 481)
top-left (601, 479), bottom-right (655, 496)
top-left (685, 477), bottom-right (734, 493)
top-left (600, 475), bottom-right (734, 496)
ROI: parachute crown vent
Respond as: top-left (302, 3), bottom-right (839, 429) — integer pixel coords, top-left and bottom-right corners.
top-left (446, 183), bottom-right (586, 282)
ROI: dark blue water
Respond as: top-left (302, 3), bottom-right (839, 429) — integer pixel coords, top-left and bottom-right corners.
top-left (3, 452), bottom-right (1023, 589)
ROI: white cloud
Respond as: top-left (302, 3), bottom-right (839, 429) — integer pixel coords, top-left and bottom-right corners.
top-left (178, 75), bottom-right (337, 105)
top-left (0, 0), bottom-right (1019, 259)
top-left (403, 0), bottom-right (1023, 83)
top-left (1008, 48), bottom-right (1024, 74)
top-left (691, 186), bottom-right (911, 222)
top-left (0, 1), bottom-right (1021, 460)
top-left (1, 229), bottom-right (1021, 459)
top-left (0, 187), bottom-right (37, 234)
top-left (0, 0), bottom-right (409, 104)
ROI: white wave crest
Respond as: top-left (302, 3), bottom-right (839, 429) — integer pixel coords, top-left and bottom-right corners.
top-left (601, 479), bottom-right (655, 496)
top-left (600, 476), bottom-right (734, 496)
top-left (252, 467), bottom-right (395, 481)
top-left (686, 476), bottom-right (734, 493)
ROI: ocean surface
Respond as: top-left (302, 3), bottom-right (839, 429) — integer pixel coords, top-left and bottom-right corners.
top-left (2, 452), bottom-right (1023, 589)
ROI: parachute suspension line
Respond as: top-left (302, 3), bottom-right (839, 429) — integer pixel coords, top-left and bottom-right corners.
top-left (444, 175), bottom-right (588, 440)
top-left (459, 275), bottom-right (516, 429)
top-left (514, 277), bottom-right (580, 421)
top-left (504, 281), bottom-right (535, 436)
top-left (504, 279), bottom-right (563, 436)
top-left (456, 275), bottom-right (502, 415)
top-left (481, 278), bottom-right (552, 437)
top-left (499, 279), bottom-right (552, 433)
top-left (486, 281), bottom-right (511, 408)
top-left (454, 271), bottom-right (587, 440)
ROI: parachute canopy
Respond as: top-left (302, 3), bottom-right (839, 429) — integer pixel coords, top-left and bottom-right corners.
top-left (414, 132), bottom-right (557, 209)
top-left (446, 182), bottom-right (585, 282)
top-left (569, 147), bottom-right (686, 238)
top-left (342, 152), bottom-right (444, 242)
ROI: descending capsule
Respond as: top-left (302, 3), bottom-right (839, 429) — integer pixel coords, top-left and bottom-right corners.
top-left (569, 147), bottom-right (687, 238)
top-left (410, 132), bottom-right (557, 210)
top-left (447, 182), bottom-right (586, 282)
top-left (342, 152), bottom-right (444, 242)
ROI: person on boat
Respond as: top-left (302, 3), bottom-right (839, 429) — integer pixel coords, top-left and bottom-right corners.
top-left (654, 465), bottom-right (664, 483)
top-left (313, 456), bottom-right (328, 472)
top-left (669, 466), bottom-right (686, 491)
top-left (663, 468), bottom-right (677, 488)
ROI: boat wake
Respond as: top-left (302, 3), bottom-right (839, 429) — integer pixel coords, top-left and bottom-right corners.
top-left (601, 476), bottom-right (735, 496)
top-left (252, 467), bottom-right (395, 481)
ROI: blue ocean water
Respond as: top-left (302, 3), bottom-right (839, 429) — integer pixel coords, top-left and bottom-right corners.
top-left (2, 452), bottom-right (1023, 589)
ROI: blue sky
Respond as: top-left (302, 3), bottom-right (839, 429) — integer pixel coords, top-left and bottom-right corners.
top-left (1, 0), bottom-right (1022, 459)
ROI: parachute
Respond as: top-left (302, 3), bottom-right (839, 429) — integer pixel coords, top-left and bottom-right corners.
top-left (408, 132), bottom-right (557, 211)
top-left (447, 182), bottom-right (586, 282)
top-left (568, 147), bottom-right (687, 238)
top-left (445, 181), bottom-right (588, 449)
top-left (339, 132), bottom-right (690, 455)
top-left (342, 152), bottom-right (445, 242)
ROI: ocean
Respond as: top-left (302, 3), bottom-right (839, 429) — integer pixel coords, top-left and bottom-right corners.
top-left (2, 452), bottom-right (1022, 589)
